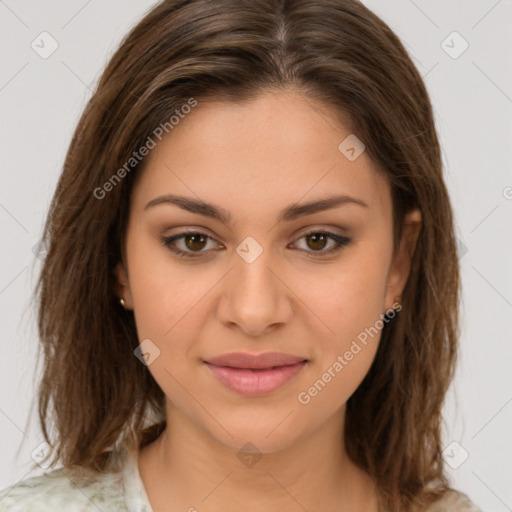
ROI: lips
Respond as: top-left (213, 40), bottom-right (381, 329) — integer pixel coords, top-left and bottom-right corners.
top-left (204, 352), bottom-right (308, 396)
top-left (205, 352), bottom-right (307, 370)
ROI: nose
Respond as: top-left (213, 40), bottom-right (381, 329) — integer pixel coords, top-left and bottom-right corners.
top-left (216, 249), bottom-right (294, 337)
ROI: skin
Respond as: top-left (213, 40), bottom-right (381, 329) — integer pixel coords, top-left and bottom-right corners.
top-left (114, 88), bottom-right (422, 512)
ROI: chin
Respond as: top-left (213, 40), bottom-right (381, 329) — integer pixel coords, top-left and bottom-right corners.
top-left (205, 411), bottom-right (305, 456)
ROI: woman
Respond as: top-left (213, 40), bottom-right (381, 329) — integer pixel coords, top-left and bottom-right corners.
top-left (0, 0), bottom-right (483, 510)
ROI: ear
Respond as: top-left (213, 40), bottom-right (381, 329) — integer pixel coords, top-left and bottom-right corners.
top-left (113, 262), bottom-right (134, 309)
top-left (384, 208), bottom-right (422, 310)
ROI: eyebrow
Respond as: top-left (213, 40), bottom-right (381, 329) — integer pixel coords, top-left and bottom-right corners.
top-left (144, 193), bottom-right (368, 224)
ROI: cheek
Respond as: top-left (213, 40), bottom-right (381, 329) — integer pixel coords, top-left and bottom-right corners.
top-left (294, 245), bottom-right (390, 395)
top-left (295, 268), bottom-right (388, 415)
top-left (126, 229), bottom-right (211, 339)
top-left (298, 250), bottom-right (390, 339)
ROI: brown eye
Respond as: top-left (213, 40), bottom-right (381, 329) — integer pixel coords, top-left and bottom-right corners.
top-left (162, 229), bottom-right (351, 260)
top-left (293, 231), bottom-right (352, 258)
top-left (161, 230), bottom-right (222, 259)
top-left (183, 233), bottom-right (208, 251)
top-left (305, 233), bottom-right (329, 251)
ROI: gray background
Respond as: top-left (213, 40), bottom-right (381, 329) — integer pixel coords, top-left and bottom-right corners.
top-left (1, 1), bottom-right (511, 510)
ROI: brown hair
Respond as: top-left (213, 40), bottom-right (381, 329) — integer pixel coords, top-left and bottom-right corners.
top-left (30, 0), bottom-right (460, 510)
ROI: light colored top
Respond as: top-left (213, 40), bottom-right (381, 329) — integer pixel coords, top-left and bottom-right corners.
top-left (0, 447), bottom-right (151, 512)
top-left (0, 445), bottom-right (484, 511)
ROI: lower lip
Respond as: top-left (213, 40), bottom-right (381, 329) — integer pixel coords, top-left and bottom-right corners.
top-left (204, 361), bottom-right (307, 396)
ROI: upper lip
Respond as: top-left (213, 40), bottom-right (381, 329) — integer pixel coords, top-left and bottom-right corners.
top-left (204, 352), bottom-right (308, 370)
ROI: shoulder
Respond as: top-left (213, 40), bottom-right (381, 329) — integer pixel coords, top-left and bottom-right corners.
top-left (0, 465), bottom-right (126, 512)
top-left (424, 489), bottom-right (484, 512)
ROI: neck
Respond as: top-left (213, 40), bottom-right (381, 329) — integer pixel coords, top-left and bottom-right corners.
top-left (138, 403), bottom-right (379, 512)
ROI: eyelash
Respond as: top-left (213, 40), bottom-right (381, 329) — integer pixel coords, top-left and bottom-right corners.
top-left (160, 229), bottom-right (351, 260)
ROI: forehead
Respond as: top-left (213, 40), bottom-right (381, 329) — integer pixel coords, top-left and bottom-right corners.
top-left (132, 89), bottom-right (391, 221)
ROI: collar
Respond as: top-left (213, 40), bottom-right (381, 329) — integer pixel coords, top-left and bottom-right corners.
top-left (121, 444), bottom-right (154, 512)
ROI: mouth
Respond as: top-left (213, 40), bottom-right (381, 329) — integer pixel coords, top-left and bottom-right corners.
top-left (203, 352), bottom-right (308, 396)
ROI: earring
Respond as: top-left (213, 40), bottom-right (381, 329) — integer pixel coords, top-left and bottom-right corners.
top-left (119, 298), bottom-right (126, 309)
top-left (383, 296), bottom-right (402, 322)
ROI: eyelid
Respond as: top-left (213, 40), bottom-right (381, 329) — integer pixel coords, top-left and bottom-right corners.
top-left (160, 229), bottom-right (222, 258)
top-left (160, 226), bottom-right (351, 260)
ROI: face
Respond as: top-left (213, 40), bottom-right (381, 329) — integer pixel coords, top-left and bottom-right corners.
top-left (115, 88), bottom-right (421, 454)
